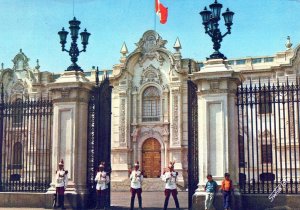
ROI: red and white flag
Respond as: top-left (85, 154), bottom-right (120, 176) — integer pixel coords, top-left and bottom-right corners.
top-left (155, 0), bottom-right (168, 24)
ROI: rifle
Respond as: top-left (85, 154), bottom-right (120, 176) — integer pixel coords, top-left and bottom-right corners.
top-left (52, 190), bottom-right (57, 208)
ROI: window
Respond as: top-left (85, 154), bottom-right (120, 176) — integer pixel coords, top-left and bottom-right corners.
top-left (12, 98), bottom-right (23, 126)
top-left (142, 86), bottom-right (160, 122)
top-left (262, 144), bottom-right (272, 163)
top-left (236, 59), bottom-right (246, 65)
top-left (13, 142), bottom-right (22, 169)
top-left (238, 135), bottom-right (245, 167)
top-left (252, 58), bottom-right (262, 64)
top-left (259, 92), bottom-right (272, 114)
top-left (264, 57), bottom-right (274, 63)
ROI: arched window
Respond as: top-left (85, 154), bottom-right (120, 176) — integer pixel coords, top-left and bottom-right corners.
top-left (13, 142), bottom-right (22, 169)
top-left (12, 98), bottom-right (23, 126)
top-left (142, 86), bottom-right (160, 122)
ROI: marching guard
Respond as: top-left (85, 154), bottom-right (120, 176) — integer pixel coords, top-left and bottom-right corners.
top-left (94, 162), bottom-right (110, 209)
top-left (162, 161), bottom-right (180, 210)
top-left (129, 161), bottom-right (143, 210)
top-left (54, 159), bottom-right (68, 209)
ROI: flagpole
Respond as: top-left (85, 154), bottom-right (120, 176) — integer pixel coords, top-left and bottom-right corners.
top-left (154, 0), bottom-right (157, 32)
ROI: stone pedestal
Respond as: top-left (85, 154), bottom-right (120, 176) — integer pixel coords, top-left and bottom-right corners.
top-left (190, 59), bottom-right (243, 209)
top-left (46, 71), bottom-right (93, 208)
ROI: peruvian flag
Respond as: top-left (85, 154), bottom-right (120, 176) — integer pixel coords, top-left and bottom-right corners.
top-left (155, 0), bottom-right (168, 24)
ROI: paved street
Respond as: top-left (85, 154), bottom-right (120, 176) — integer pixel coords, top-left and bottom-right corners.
top-left (0, 191), bottom-right (188, 210)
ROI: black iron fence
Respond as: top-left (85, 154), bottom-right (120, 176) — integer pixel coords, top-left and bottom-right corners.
top-left (0, 86), bottom-right (53, 192)
top-left (87, 72), bottom-right (112, 208)
top-left (188, 79), bottom-right (199, 207)
top-left (237, 78), bottom-right (300, 194)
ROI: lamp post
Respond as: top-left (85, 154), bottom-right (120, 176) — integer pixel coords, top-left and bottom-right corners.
top-left (200, 0), bottom-right (234, 60)
top-left (58, 17), bottom-right (91, 72)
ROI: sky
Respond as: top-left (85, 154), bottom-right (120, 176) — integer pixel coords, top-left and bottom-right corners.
top-left (0, 0), bottom-right (300, 73)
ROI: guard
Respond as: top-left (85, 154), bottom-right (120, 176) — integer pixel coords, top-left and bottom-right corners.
top-left (94, 162), bottom-right (110, 209)
top-left (129, 161), bottom-right (143, 210)
top-left (162, 161), bottom-right (180, 210)
top-left (54, 159), bottom-right (68, 209)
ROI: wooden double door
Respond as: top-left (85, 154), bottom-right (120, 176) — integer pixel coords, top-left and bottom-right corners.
top-left (142, 138), bottom-right (161, 178)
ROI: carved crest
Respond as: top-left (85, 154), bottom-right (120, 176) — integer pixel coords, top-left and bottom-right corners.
top-left (140, 65), bottom-right (162, 85)
top-left (135, 30), bottom-right (167, 54)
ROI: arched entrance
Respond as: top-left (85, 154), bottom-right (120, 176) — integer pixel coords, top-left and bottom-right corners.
top-left (142, 138), bottom-right (161, 178)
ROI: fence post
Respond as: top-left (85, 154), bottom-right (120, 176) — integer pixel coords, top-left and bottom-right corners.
top-left (0, 84), bottom-right (3, 191)
top-left (47, 71), bottom-right (94, 208)
top-left (190, 59), bottom-right (243, 209)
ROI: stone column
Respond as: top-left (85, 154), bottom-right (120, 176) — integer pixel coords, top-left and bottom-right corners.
top-left (191, 59), bottom-right (243, 209)
top-left (46, 71), bottom-right (93, 208)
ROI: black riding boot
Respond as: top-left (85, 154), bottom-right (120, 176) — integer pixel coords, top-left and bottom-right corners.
top-left (138, 195), bottom-right (142, 209)
top-left (61, 195), bottom-right (66, 209)
top-left (173, 195), bottom-right (180, 209)
top-left (163, 195), bottom-right (170, 210)
top-left (130, 194), bottom-right (135, 210)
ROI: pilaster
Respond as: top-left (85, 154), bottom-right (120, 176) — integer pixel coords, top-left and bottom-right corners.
top-left (46, 71), bottom-right (93, 197)
top-left (191, 59), bottom-right (243, 196)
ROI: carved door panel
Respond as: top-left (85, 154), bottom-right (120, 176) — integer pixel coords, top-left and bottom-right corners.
top-left (142, 138), bottom-right (161, 178)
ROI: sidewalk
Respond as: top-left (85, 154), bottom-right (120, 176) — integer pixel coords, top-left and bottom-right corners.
top-left (0, 191), bottom-right (189, 210)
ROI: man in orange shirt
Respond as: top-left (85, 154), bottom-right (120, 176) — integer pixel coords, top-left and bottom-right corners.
top-left (221, 173), bottom-right (233, 210)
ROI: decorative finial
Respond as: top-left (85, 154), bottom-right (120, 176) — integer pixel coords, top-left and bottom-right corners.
top-left (120, 42), bottom-right (128, 56)
top-left (285, 36), bottom-right (293, 50)
top-left (173, 37), bottom-right (182, 52)
top-left (35, 59), bottom-right (40, 70)
top-left (1, 63), bottom-right (3, 70)
top-left (96, 66), bottom-right (99, 86)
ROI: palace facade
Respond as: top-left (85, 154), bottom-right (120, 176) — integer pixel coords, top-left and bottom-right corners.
top-left (1, 30), bottom-right (299, 189)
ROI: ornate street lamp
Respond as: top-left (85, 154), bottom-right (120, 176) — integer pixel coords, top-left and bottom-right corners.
top-left (58, 17), bottom-right (91, 72)
top-left (200, 0), bottom-right (234, 60)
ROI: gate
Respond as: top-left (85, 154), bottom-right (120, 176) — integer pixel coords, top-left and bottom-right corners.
top-left (187, 79), bottom-right (199, 208)
top-left (0, 85), bottom-right (53, 192)
top-left (237, 78), bottom-right (300, 194)
top-left (87, 71), bottom-right (112, 208)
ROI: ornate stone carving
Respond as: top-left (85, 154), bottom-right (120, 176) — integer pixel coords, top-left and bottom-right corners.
top-left (163, 126), bottom-right (169, 136)
top-left (172, 95), bottom-right (179, 145)
top-left (12, 49), bottom-right (29, 71)
top-left (210, 81), bottom-right (219, 90)
top-left (135, 31), bottom-right (167, 53)
top-left (131, 127), bottom-right (139, 138)
top-left (135, 30), bottom-right (168, 67)
top-left (140, 65), bottom-right (162, 85)
top-left (119, 99), bottom-right (126, 146)
top-left (61, 89), bottom-right (70, 98)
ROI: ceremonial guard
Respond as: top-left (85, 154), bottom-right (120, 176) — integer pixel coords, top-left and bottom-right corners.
top-left (162, 161), bottom-right (180, 210)
top-left (54, 159), bottom-right (68, 209)
top-left (129, 161), bottom-right (143, 210)
top-left (94, 162), bottom-right (110, 209)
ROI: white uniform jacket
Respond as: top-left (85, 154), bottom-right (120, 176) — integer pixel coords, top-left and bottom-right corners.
top-left (162, 171), bottom-right (178, 190)
top-left (55, 170), bottom-right (68, 188)
top-left (95, 171), bottom-right (110, 190)
top-left (130, 170), bottom-right (143, 189)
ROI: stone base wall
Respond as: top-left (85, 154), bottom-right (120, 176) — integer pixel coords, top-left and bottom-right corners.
top-left (193, 192), bottom-right (300, 210)
top-left (0, 192), bottom-right (89, 209)
top-left (111, 178), bottom-right (186, 192)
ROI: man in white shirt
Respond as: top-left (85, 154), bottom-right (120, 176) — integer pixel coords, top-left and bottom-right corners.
top-left (94, 162), bottom-right (110, 209)
top-left (162, 161), bottom-right (180, 210)
top-left (54, 159), bottom-right (68, 209)
top-left (129, 161), bottom-right (143, 210)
